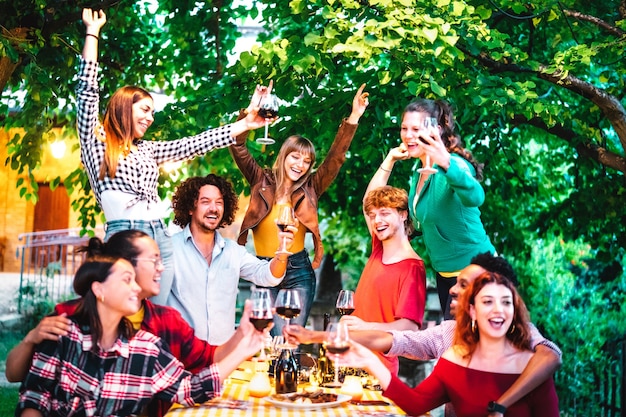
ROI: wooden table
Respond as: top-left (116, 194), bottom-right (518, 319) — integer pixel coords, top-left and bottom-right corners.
top-left (165, 379), bottom-right (410, 417)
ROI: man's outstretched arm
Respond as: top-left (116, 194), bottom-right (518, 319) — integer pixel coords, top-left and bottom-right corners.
top-left (489, 344), bottom-right (561, 416)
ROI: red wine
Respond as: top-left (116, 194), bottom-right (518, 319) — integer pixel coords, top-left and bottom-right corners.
top-left (258, 107), bottom-right (278, 119)
top-left (250, 317), bottom-right (272, 331)
top-left (277, 223), bottom-right (289, 232)
top-left (275, 306), bottom-right (301, 319)
top-left (337, 308), bottom-right (355, 316)
top-left (325, 344), bottom-right (350, 355)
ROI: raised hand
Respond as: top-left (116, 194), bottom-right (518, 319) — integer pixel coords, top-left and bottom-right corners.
top-left (82, 8), bottom-right (107, 34)
top-left (348, 83), bottom-right (369, 124)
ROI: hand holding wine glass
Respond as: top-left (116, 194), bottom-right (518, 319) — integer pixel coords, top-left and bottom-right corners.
top-left (257, 93), bottom-right (280, 145)
top-left (250, 287), bottom-right (274, 359)
top-left (324, 321), bottom-right (350, 388)
top-left (336, 290), bottom-right (355, 316)
top-left (275, 289), bottom-right (302, 349)
top-left (417, 116), bottom-right (439, 174)
top-left (276, 203), bottom-right (296, 255)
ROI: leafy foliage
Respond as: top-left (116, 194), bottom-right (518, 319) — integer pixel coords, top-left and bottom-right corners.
top-left (2, 0), bottom-right (626, 411)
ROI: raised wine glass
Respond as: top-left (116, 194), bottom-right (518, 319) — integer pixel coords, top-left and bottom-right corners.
top-left (275, 203), bottom-right (296, 255)
top-left (274, 288), bottom-right (302, 349)
top-left (250, 287), bottom-right (273, 359)
top-left (417, 116), bottom-right (439, 174)
top-left (324, 321), bottom-right (350, 388)
top-left (336, 290), bottom-right (355, 316)
top-left (256, 93), bottom-right (279, 145)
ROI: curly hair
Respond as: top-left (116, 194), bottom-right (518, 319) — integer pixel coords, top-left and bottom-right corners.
top-left (470, 252), bottom-right (518, 286)
top-left (403, 99), bottom-right (484, 180)
top-left (363, 186), bottom-right (414, 236)
top-left (172, 174), bottom-right (239, 228)
top-left (454, 271), bottom-right (531, 358)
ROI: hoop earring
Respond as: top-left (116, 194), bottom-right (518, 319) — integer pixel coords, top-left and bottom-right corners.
top-left (508, 324), bottom-right (516, 335)
top-left (471, 320), bottom-right (476, 333)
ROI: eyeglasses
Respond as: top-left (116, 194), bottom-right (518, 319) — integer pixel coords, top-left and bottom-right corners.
top-left (132, 257), bottom-right (164, 269)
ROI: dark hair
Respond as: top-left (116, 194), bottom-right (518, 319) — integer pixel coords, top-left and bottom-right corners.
top-left (402, 99), bottom-right (484, 180)
top-left (73, 238), bottom-right (134, 351)
top-left (172, 174), bottom-right (239, 228)
top-left (470, 252), bottom-right (518, 286)
top-left (105, 229), bottom-right (151, 267)
top-left (454, 271), bottom-right (531, 358)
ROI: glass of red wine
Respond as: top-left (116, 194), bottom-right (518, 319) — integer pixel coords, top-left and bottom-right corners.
top-left (417, 116), bottom-right (439, 174)
top-left (336, 290), bottom-right (355, 316)
top-left (324, 321), bottom-right (350, 388)
top-left (256, 93), bottom-right (279, 145)
top-left (274, 288), bottom-right (301, 349)
top-left (250, 287), bottom-right (273, 359)
top-left (276, 203), bottom-right (296, 255)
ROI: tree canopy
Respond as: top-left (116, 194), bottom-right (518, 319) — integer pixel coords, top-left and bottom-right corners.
top-left (2, 0), bottom-right (625, 272)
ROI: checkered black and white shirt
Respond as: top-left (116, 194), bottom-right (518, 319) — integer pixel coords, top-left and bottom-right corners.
top-left (17, 320), bottom-right (222, 416)
top-left (76, 59), bottom-right (235, 209)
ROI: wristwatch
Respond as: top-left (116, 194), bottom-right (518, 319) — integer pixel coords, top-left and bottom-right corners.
top-left (487, 401), bottom-right (507, 414)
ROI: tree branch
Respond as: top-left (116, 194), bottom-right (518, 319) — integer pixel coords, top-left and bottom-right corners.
top-left (562, 10), bottom-right (626, 37)
top-left (511, 114), bottom-right (626, 174)
top-left (457, 44), bottom-right (626, 153)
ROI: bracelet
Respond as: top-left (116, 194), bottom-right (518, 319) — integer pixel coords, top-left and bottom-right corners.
top-left (379, 165), bottom-right (392, 173)
top-left (86, 34), bottom-right (99, 41)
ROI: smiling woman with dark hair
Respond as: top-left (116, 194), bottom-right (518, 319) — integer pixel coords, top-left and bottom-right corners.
top-left (15, 240), bottom-right (264, 417)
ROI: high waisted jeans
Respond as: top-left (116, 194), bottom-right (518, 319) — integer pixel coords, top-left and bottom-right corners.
top-left (258, 249), bottom-right (316, 337)
top-left (104, 219), bottom-right (174, 305)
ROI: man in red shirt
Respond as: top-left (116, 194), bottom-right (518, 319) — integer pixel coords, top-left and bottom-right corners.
top-left (340, 185), bottom-right (426, 374)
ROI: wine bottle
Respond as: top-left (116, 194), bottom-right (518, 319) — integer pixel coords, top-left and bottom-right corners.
top-left (274, 349), bottom-right (298, 394)
top-left (317, 313), bottom-right (331, 384)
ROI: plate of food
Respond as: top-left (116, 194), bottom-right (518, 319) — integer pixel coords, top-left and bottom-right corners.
top-left (264, 390), bottom-right (351, 409)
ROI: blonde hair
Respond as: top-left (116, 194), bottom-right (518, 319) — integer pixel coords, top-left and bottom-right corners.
top-left (272, 135), bottom-right (316, 200)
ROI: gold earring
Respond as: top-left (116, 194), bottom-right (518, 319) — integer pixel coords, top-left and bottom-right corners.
top-left (471, 320), bottom-right (476, 333)
top-left (99, 295), bottom-right (105, 303)
top-left (509, 324), bottom-right (516, 334)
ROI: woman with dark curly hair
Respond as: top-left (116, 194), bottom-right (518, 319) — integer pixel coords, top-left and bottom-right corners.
top-left (368, 99), bottom-right (495, 319)
top-left (165, 174), bottom-right (294, 344)
top-left (336, 272), bottom-right (559, 416)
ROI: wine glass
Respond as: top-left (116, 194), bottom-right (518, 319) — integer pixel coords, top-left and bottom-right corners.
top-left (417, 116), bottom-right (439, 174)
top-left (336, 290), bottom-right (355, 316)
top-left (274, 289), bottom-right (301, 349)
top-left (275, 203), bottom-right (296, 255)
top-left (256, 93), bottom-right (279, 145)
top-left (324, 321), bottom-right (350, 388)
top-left (250, 287), bottom-right (273, 359)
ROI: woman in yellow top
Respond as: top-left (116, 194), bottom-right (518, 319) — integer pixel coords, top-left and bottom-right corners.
top-left (230, 84), bottom-right (369, 335)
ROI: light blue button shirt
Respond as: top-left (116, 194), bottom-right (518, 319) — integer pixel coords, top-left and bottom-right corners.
top-left (166, 225), bottom-right (283, 345)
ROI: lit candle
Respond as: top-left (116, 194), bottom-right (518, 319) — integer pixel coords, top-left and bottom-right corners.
top-left (248, 360), bottom-right (272, 398)
top-left (340, 375), bottom-right (364, 401)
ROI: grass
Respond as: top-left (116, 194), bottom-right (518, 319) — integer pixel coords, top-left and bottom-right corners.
top-left (1, 327), bottom-right (26, 415)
